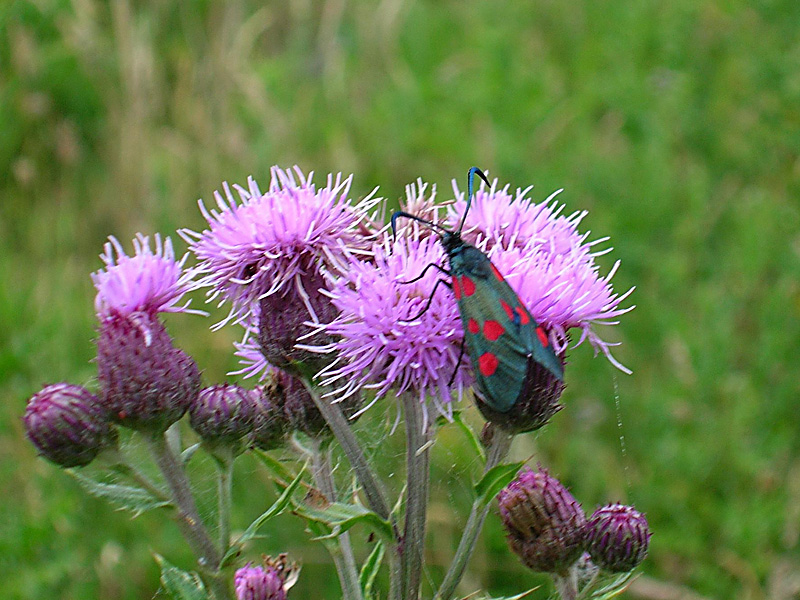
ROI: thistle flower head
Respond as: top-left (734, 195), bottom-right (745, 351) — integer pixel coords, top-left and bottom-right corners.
top-left (234, 555), bottom-right (299, 600)
top-left (309, 231), bottom-right (470, 420)
top-left (24, 383), bottom-right (117, 468)
top-left (497, 467), bottom-right (587, 574)
top-left (189, 384), bottom-right (258, 447)
top-left (250, 382), bottom-right (291, 451)
top-left (585, 503), bottom-right (650, 572)
top-left (183, 166), bottom-right (381, 327)
top-left (450, 175), bottom-right (634, 371)
top-left (92, 234), bottom-right (199, 319)
top-left (96, 311), bottom-right (200, 434)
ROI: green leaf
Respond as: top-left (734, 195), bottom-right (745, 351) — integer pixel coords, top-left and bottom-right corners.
top-left (580, 572), bottom-right (635, 600)
top-left (180, 443), bottom-right (202, 466)
top-left (252, 449), bottom-right (297, 487)
top-left (154, 555), bottom-right (208, 600)
top-left (70, 470), bottom-right (171, 516)
top-left (451, 411), bottom-right (485, 461)
top-left (359, 540), bottom-right (385, 600)
top-left (294, 501), bottom-right (394, 542)
top-left (222, 462), bottom-right (307, 566)
top-left (466, 588), bottom-right (539, 600)
top-left (473, 461), bottom-right (525, 505)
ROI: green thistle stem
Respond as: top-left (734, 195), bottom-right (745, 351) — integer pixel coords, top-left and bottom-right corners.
top-left (553, 569), bottom-right (579, 600)
top-left (401, 393), bottom-right (432, 600)
top-left (213, 445), bottom-right (235, 557)
top-left (146, 433), bottom-right (231, 600)
top-left (300, 380), bottom-right (402, 600)
top-left (309, 439), bottom-right (364, 600)
top-left (434, 429), bottom-right (513, 600)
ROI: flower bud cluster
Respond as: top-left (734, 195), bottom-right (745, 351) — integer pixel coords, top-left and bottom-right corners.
top-left (498, 467), bottom-right (650, 576)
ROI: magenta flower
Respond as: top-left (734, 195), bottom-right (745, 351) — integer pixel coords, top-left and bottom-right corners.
top-left (307, 230), bottom-right (470, 419)
top-left (181, 166), bottom-right (381, 327)
top-left (92, 234), bottom-right (201, 433)
top-left (91, 234), bottom-right (200, 319)
top-left (234, 555), bottom-right (298, 600)
top-left (450, 175), bottom-right (634, 371)
top-left (305, 171), bottom-right (633, 422)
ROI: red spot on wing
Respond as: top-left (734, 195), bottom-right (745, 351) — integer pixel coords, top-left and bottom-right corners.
top-left (478, 352), bottom-right (499, 376)
top-left (515, 306), bottom-right (531, 325)
top-left (500, 300), bottom-right (514, 321)
top-left (452, 275), bottom-right (462, 300)
top-left (461, 276), bottom-right (476, 296)
top-left (483, 320), bottom-right (505, 341)
top-left (536, 326), bottom-right (550, 347)
top-left (490, 263), bottom-right (505, 282)
top-left (467, 318), bottom-right (480, 334)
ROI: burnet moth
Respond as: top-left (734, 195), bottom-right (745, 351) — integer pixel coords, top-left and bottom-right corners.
top-left (391, 167), bottom-right (564, 412)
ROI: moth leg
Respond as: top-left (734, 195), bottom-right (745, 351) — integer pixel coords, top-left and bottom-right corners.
top-left (398, 261), bottom-right (451, 285)
top-left (447, 336), bottom-right (467, 387)
top-left (400, 277), bottom-right (452, 322)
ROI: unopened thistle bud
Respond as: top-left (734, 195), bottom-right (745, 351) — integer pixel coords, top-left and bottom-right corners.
top-left (263, 368), bottom-right (327, 438)
top-left (97, 310), bottom-right (200, 434)
top-left (257, 268), bottom-right (339, 375)
top-left (234, 555), bottom-right (299, 600)
top-left (497, 467), bottom-right (587, 574)
top-left (189, 384), bottom-right (257, 447)
top-left (24, 383), bottom-right (117, 468)
top-left (474, 355), bottom-right (566, 433)
top-left (585, 503), bottom-right (650, 572)
top-left (250, 382), bottom-right (291, 451)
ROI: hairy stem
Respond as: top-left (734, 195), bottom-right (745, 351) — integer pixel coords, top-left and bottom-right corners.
top-left (401, 393), bottom-right (432, 600)
top-left (434, 429), bottom-right (513, 600)
top-left (309, 440), bottom-right (364, 600)
top-left (553, 569), bottom-right (579, 600)
top-left (147, 433), bottom-right (231, 600)
top-left (300, 381), bottom-right (403, 600)
top-left (213, 445), bottom-right (235, 557)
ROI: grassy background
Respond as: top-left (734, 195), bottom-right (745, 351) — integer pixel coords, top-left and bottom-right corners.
top-left (2, 0), bottom-right (800, 598)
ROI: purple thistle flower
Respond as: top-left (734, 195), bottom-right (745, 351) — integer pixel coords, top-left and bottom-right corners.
top-left (92, 234), bottom-right (200, 318)
top-left (450, 175), bottom-right (634, 372)
top-left (234, 555), bottom-right (299, 600)
top-left (307, 231), bottom-right (471, 420)
top-left (585, 503), bottom-right (650, 572)
top-left (92, 234), bottom-right (201, 433)
top-left (24, 383), bottom-right (117, 468)
top-left (181, 166), bottom-right (381, 328)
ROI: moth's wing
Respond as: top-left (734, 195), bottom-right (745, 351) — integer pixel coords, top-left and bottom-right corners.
top-left (455, 257), bottom-right (563, 413)
top-left (486, 262), bottom-right (565, 382)
top-left (457, 274), bottom-right (531, 412)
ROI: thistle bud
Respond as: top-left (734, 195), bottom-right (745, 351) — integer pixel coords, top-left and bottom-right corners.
top-left (97, 310), bottom-right (200, 434)
top-left (250, 383), bottom-right (291, 451)
top-left (497, 467), bottom-right (586, 574)
top-left (475, 358), bottom-right (565, 434)
top-left (234, 555), bottom-right (299, 600)
top-left (262, 368), bottom-right (327, 438)
top-left (24, 383), bottom-right (117, 468)
top-left (189, 384), bottom-right (257, 447)
top-left (259, 367), bottom-right (361, 439)
top-left (257, 269), bottom-right (339, 376)
top-left (585, 503), bottom-right (650, 572)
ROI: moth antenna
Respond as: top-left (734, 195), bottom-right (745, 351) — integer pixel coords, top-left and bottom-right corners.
top-left (390, 210), bottom-right (447, 239)
top-left (457, 167), bottom-right (491, 234)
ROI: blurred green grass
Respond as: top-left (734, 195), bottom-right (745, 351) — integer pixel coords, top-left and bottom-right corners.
top-left (2, 0), bottom-right (799, 598)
